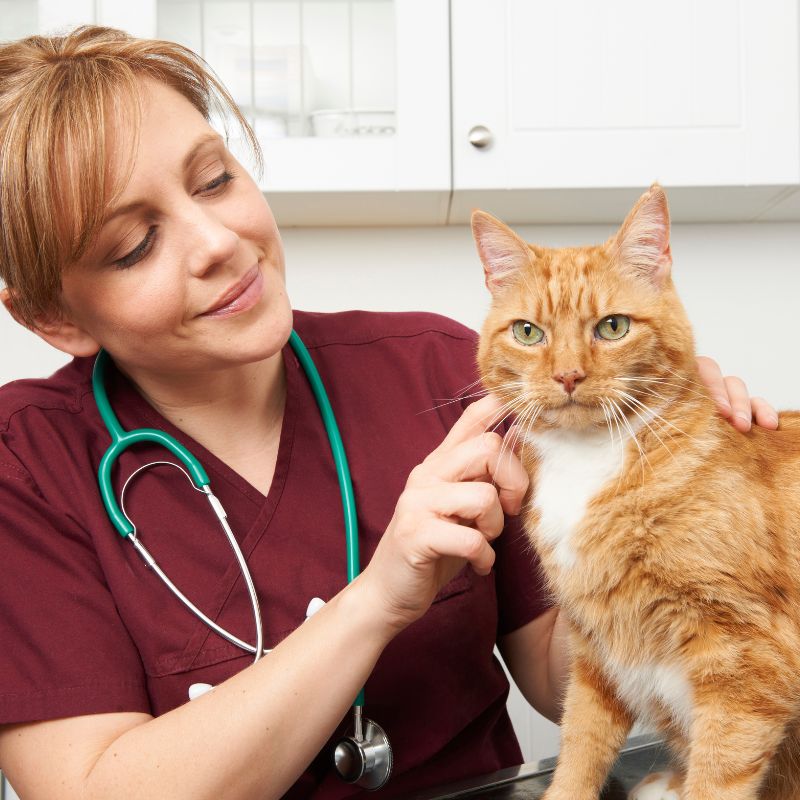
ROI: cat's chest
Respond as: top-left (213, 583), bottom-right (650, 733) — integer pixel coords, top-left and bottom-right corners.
top-left (526, 426), bottom-right (625, 570)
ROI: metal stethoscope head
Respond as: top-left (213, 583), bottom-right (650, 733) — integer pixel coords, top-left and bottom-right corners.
top-left (334, 705), bottom-right (393, 789)
top-left (92, 332), bottom-right (393, 791)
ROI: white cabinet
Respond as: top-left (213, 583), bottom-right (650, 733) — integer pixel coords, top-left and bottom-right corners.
top-left (0, 1), bottom-right (156, 39)
top-left (151, 0), bottom-right (452, 225)
top-left (11, 0), bottom-right (451, 225)
top-left (450, 0), bottom-right (800, 223)
top-left (6, 0), bottom-right (800, 223)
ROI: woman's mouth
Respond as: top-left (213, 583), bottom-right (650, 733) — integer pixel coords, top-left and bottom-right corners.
top-left (201, 265), bottom-right (263, 318)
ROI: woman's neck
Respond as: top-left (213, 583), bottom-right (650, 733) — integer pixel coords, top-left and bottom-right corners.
top-left (124, 353), bottom-right (287, 494)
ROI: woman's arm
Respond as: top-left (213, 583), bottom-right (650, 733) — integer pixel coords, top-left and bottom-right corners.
top-left (498, 608), bottom-right (569, 723)
top-left (0, 395), bottom-right (529, 800)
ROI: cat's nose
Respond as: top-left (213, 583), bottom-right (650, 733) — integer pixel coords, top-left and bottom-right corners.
top-left (553, 369), bottom-right (586, 394)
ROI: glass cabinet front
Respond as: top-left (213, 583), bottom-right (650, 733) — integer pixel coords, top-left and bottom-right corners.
top-left (157, 0), bottom-right (396, 141)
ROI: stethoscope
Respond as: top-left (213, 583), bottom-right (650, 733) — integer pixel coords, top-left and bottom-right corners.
top-left (92, 330), bottom-right (393, 791)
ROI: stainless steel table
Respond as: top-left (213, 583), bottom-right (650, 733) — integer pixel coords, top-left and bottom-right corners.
top-left (409, 736), bottom-right (671, 800)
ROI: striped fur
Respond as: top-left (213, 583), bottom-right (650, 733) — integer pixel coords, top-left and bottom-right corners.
top-left (474, 185), bottom-right (800, 800)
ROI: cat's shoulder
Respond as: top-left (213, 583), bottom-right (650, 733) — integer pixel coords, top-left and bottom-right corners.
top-left (778, 411), bottom-right (800, 430)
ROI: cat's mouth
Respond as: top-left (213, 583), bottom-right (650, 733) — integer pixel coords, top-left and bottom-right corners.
top-left (542, 397), bottom-right (605, 429)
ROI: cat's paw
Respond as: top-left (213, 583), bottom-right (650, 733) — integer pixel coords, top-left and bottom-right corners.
top-left (628, 771), bottom-right (682, 800)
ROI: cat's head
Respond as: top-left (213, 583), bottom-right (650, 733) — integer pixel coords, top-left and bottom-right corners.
top-left (473, 184), bottom-right (696, 432)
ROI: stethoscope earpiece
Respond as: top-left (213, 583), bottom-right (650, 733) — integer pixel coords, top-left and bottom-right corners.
top-left (333, 715), bottom-right (393, 791)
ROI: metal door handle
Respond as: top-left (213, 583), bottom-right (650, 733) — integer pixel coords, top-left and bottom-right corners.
top-left (468, 125), bottom-right (493, 149)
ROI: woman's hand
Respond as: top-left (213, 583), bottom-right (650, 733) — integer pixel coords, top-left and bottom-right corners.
top-left (359, 394), bottom-right (529, 635)
top-left (697, 356), bottom-right (779, 432)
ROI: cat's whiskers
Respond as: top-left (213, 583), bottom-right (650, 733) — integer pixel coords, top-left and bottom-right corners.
top-left (608, 397), bottom-right (649, 485)
top-left (421, 379), bottom-right (524, 415)
top-left (599, 399), bottom-right (626, 498)
top-left (616, 377), bottom-right (673, 405)
top-left (615, 388), bottom-right (702, 445)
top-left (455, 392), bottom-right (531, 483)
top-left (517, 401), bottom-right (544, 485)
top-left (422, 389), bottom-right (489, 414)
top-left (661, 365), bottom-right (719, 400)
top-left (619, 375), bottom-right (710, 403)
top-left (619, 386), bottom-right (693, 448)
top-left (452, 377), bottom-right (485, 398)
top-left (492, 396), bottom-right (542, 474)
top-left (604, 397), bottom-right (642, 490)
top-left (614, 390), bottom-right (675, 462)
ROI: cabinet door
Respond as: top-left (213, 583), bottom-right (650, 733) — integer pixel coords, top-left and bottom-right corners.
top-left (452, 0), bottom-right (800, 192)
top-left (152, 0), bottom-right (451, 223)
top-left (27, 0), bottom-right (451, 223)
top-left (28, 0), bottom-right (156, 38)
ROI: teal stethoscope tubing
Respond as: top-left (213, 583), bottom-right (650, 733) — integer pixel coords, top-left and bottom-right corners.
top-left (92, 329), bottom-right (364, 708)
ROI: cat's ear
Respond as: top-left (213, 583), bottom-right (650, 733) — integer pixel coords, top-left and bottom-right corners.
top-left (611, 183), bottom-right (672, 287)
top-left (471, 210), bottom-right (533, 293)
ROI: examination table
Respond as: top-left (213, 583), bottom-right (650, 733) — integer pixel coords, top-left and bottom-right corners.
top-left (411, 735), bottom-right (669, 800)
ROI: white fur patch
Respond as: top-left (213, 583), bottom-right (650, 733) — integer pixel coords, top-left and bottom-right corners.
top-left (629, 771), bottom-right (681, 800)
top-left (604, 658), bottom-right (693, 734)
top-left (527, 426), bottom-right (624, 569)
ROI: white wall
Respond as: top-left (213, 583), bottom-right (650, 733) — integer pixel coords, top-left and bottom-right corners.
top-left (7, 221), bottom-right (800, 407)
top-left (2, 220), bottom-right (800, 768)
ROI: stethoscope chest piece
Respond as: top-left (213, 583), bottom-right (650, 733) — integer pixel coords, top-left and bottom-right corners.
top-left (333, 716), bottom-right (393, 791)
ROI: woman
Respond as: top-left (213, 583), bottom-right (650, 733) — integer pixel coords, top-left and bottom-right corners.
top-left (0, 27), bottom-right (775, 799)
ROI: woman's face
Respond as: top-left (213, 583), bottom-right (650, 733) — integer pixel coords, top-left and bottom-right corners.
top-left (57, 78), bottom-right (292, 377)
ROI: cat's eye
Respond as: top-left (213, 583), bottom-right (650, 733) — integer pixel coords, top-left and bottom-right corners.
top-left (596, 315), bottom-right (631, 341)
top-left (511, 320), bottom-right (544, 345)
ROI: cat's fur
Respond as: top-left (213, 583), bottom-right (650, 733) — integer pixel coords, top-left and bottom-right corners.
top-left (473, 185), bottom-right (800, 800)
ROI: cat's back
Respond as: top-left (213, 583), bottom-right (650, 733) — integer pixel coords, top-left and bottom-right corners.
top-left (747, 410), bottom-right (800, 480)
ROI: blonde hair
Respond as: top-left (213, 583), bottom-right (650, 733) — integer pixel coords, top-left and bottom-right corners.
top-left (0, 25), bottom-right (261, 327)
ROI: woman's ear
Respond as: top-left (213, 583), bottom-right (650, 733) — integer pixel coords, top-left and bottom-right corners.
top-left (1, 288), bottom-right (101, 357)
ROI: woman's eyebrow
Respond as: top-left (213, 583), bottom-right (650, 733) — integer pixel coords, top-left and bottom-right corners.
top-left (181, 132), bottom-right (224, 172)
top-left (103, 133), bottom-right (225, 224)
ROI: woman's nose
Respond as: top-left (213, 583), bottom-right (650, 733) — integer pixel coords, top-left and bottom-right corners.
top-left (185, 207), bottom-right (239, 277)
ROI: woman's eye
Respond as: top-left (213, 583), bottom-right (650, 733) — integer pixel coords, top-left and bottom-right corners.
top-left (511, 320), bottom-right (545, 345)
top-left (199, 170), bottom-right (235, 194)
top-left (113, 225), bottom-right (157, 270)
top-left (596, 314), bottom-right (631, 341)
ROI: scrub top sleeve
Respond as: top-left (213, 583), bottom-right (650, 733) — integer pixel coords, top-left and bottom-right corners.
top-left (493, 513), bottom-right (554, 636)
top-left (0, 468), bottom-right (150, 724)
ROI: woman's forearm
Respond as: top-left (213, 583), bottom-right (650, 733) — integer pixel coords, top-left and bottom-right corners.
top-left (85, 579), bottom-right (390, 800)
top-left (6, 578), bottom-right (392, 800)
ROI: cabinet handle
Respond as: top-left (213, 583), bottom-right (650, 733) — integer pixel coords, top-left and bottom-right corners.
top-left (468, 125), bottom-right (493, 149)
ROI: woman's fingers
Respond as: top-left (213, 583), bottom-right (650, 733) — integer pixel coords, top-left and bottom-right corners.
top-left (417, 518), bottom-right (497, 575)
top-left (697, 356), bottom-right (779, 431)
top-left (696, 356), bottom-right (733, 419)
top-left (437, 394), bottom-right (509, 452)
top-left (722, 375), bottom-right (753, 431)
top-left (750, 396), bottom-right (779, 430)
top-left (402, 482), bottom-right (505, 541)
top-left (415, 401), bottom-right (529, 515)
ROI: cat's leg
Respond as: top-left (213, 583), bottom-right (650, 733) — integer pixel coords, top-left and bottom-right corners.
top-left (542, 651), bottom-right (633, 800)
top-left (759, 717), bottom-right (800, 800)
top-left (681, 698), bottom-right (788, 800)
top-left (628, 770), bottom-right (684, 800)
top-left (629, 723), bottom-right (689, 800)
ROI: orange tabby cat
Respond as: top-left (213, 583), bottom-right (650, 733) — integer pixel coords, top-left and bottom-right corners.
top-left (473, 185), bottom-right (800, 800)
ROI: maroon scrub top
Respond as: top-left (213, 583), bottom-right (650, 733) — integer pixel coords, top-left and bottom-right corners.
top-left (0, 311), bottom-right (550, 798)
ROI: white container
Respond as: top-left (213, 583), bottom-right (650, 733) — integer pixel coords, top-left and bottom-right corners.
top-left (310, 109), bottom-right (396, 137)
